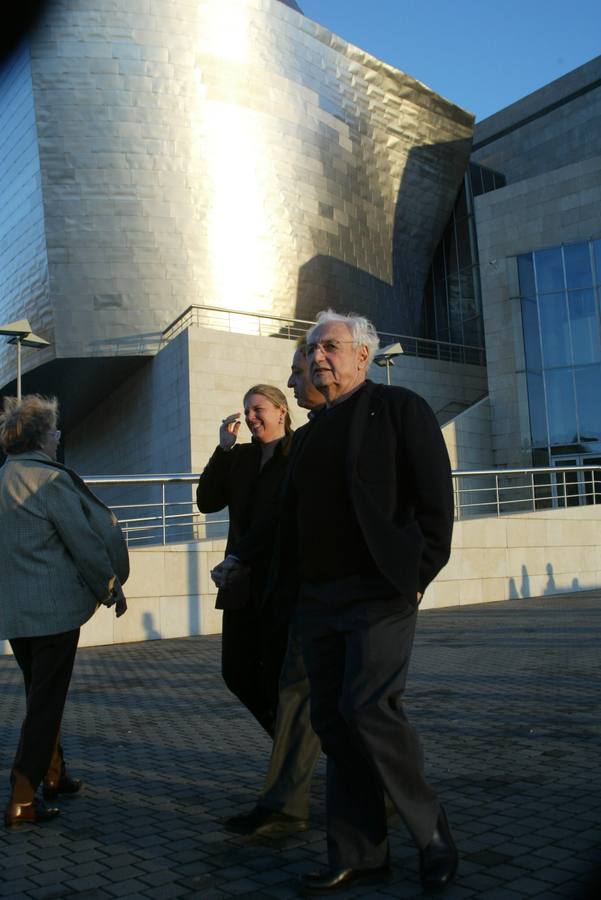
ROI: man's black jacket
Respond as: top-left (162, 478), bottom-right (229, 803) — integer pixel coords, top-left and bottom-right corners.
top-left (275, 380), bottom-right (454, 607)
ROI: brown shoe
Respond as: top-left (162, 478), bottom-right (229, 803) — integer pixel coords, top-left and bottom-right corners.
top-left (43, 774), bottom-right (83, 801)
top-left (4, 798), bottom-right (60, 828)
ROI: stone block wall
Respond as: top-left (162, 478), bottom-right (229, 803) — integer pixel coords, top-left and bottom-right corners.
top-left (442, 396), bottom-right (493, 471)
top-left (473, 56), bottom-right (601, 183)
top-left (65, 324), bottom-right (488, 481)
top-left (3, 502), bottom-right (598, 654)
top-left (424, 504), bottom-right (601, 610)
top-left (474, 154), bottom-right (601, 468)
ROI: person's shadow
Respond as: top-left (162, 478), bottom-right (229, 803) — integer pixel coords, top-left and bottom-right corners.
top-left (142, 612), bottom-right (161, 640)
top-left (544, 563), bottom-right (557, 595)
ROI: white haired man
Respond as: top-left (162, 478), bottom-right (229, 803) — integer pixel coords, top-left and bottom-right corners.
top-left (278, 310), bottom-right (457, 894)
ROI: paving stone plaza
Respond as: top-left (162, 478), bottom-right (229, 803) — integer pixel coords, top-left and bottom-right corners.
top-left (1, 592), bottom-right (600, 900)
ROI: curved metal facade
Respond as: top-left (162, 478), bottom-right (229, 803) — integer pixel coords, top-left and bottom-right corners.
top-left (0, 0), bottom-right (472, 385)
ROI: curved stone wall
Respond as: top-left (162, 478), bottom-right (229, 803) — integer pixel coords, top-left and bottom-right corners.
top-left (1, 0), bottom-right (472, 382)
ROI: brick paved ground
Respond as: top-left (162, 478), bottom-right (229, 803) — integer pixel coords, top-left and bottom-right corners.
top-left (1, 591), bottom-right (600, 900)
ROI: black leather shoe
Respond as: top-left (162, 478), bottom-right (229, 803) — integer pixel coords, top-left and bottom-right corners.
top-left (5, 798), bottom-right (60, 828)
top-left (43, 774), bottom-right (83, 801)
top-left (419, 806), bottom-right (458, 890)
top-left (299, 864), bottom-right (390, 895)
top-left (224, 806), bottom-right (309, 836)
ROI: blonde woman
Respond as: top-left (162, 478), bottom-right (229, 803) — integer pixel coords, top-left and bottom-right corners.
top-left (197, 385), bottom-right (292, 738)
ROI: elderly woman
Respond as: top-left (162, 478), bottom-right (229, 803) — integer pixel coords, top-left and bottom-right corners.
top-left (0, 395), bottom-right (129, 828)
top-left (197, 385), bottom-right (293, 739)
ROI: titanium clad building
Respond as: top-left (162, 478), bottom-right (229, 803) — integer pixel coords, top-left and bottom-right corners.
top-left (0, 0), bottom-right (473, 441)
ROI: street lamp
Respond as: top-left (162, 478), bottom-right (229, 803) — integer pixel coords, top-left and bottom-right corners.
top-left (0, 319), bottom-right (50, 401)
top-left (373, 342), bottom-right (403, 386)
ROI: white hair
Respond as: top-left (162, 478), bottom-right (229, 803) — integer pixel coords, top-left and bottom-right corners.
top-left (306, 309), bottom-right (380, 365)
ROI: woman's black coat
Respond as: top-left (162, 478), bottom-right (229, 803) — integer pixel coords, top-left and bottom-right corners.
top-left (196, 435), bottom-right (292, 606)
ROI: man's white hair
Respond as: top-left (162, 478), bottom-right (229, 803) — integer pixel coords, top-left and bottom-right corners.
top-left (306, 309), bottom-right (380, 365)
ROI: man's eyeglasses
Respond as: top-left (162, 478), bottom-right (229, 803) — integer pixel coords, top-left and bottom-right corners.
top-left (306, 339), bottom-right (355, 355)
top-left (48, 430), bottom-right (61, 441)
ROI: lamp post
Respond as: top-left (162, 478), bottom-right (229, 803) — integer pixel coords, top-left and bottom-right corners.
top-left (373, 342), bottom-right (404, 386)
top-left (0, 319), bottom-right (50, 401)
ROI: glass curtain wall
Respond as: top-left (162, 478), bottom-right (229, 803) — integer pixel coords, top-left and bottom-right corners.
top-left (421, 162), bottom-right (505, 349)
top-left (518, 238), bottom-right (601, 465)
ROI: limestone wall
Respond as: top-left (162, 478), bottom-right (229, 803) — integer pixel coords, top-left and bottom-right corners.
top-left (3, 504), bottom-right (599, 655)
top-left (65, 325), bottom-right (487, 478)
top-left (442, 395), bottom-right (493, 471)
top-left (424, 504), bottom-right (601, 610)
top-left (474, 153), bottom-right (601, 468)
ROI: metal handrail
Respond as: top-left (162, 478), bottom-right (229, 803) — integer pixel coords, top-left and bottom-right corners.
top-left (84, 464), bottom-right (601, 545)
top-left (452, 465), bottom-right (601, 521)
top-left (160, 304), bottom-right (486, 366)
top-left (85, 474), bottom-right (223, 546)
top-left (454, 465), bottom-right (601, 476)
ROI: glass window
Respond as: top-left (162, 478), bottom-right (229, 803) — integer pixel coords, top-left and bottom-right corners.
top-left (564, 242), bottom-right (592, 290)
top-left (517, 254), bottom-right (536, 297)
top-left (434, 279), bottom-right (449, 342)
top-left (545, 370), bottom-right (578, 445)
top-left (454, 186), bottom-right (467, 220)
top-left (463, 315), bottom-right (483, 347)
top-left (535, 247), bottom-right (564, 294)
top-left (444, 227), bottom-right (459, 274)
top-left (482, 168), bottom-right (495, 193)
top-left (455, 218), bottom-right (471, 269)
top-left (593, 239), bottom-right (601, 285)
top-left (574, 366), bottom-right (601, 441)
top-left (526, 372), bottom-right (548, 447)
top-left (539, 292), bottom-right (571, 367)
top-left (459, 268), bottom-right (476, 301)
top-left (568, 289), bottom-right (601, 365)
top-left (469, 163), bottom-right (484, 197)
top-left (433, 247), bottom-right (445, 283)
top-left (521, 297), bottom-right (542, 370)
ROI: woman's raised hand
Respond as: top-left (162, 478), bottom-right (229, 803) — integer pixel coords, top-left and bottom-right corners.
top-left (219, 412), bottom-right (242, 450)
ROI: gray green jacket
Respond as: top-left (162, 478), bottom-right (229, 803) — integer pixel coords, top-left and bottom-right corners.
top-left (0, 451), bottom-right (129, 640)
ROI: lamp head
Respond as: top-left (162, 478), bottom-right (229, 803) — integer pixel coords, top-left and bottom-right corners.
top-left (373, 342), bottom-right (403, 367)
top-left (0, 318), bottom-right (32, 338)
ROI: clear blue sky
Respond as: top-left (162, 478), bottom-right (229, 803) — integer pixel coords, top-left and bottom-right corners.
top-left (299, 0), bottom-right (600, 122)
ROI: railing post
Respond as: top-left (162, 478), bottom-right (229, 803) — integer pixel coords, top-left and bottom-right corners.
top-left (162, 483), bottom-right (166, 545)
top-left (496, 475), bottom-right (501, 516)
top-left (531, 471), bottom-right (535, 512)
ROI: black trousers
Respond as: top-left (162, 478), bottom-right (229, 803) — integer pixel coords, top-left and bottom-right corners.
top-left (258, 619), bottom-right (322, 818)
top-left (296, 574), bottom-right (439, 869)
top-left (221, 602), bottom-right (289, 737)
top-left (9, 629), bottom-right (80, 792)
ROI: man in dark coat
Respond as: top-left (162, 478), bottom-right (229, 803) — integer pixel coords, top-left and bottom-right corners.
top-left (224, 341), bottom-right (325, 836)
top-left (281, 310), bottom-right (457, 895)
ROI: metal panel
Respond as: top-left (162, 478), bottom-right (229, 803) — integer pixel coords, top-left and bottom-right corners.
top-left (0, 0), bottom-right (473, 386)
